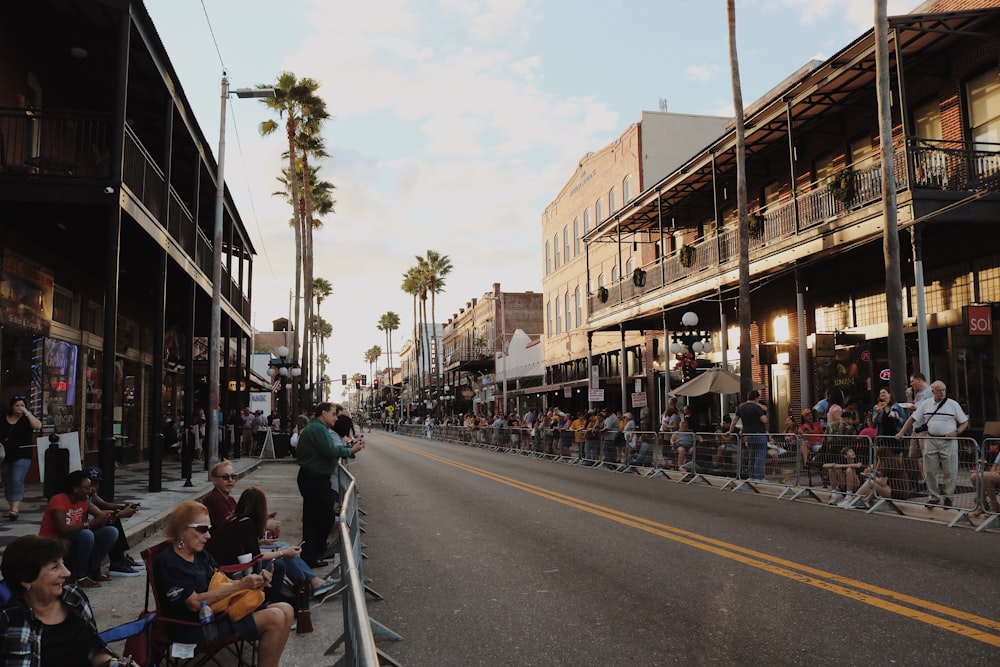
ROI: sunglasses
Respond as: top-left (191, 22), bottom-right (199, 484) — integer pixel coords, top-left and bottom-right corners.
top-left (213, 474), bottom-right (238, 481)
top-left (187, 524), bottom-right (211, 534)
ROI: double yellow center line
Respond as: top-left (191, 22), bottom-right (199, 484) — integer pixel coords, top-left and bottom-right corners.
top-left (390, 439), bottom-right (1000, 647)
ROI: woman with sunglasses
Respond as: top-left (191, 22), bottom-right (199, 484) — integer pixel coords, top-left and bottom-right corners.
top-left (155, 500), bottom-right (292, 667)
top-left (1, 395), bottom-right (42, 520)
top-left (0, 535), bottom-right (129, 667)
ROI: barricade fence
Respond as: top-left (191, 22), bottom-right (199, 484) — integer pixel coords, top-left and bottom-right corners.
top-left (326, 461), bottom-right (401, 666)
top-left (397, 423), bottom-right (1000, 525)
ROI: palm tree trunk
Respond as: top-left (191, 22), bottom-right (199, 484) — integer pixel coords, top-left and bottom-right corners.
top-left (430, 280), bottom-right (441, 385)
top-left (727, 0), bottom-right (753, 397)
top-left (300, 155), bottom-right (314, 401)
top-left (411, 293), bottom-right (419, 407)
top-left (286, 117), bottom-right (303, 416)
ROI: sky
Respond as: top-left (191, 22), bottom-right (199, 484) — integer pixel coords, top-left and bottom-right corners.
top-left (145, 0), bottom-right (926, 388)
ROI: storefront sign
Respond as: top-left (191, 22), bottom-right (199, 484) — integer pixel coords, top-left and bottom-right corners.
top-left (631, 392), bottom-right (647, 407)
top-left (563, 386), bottom-right (572, 399)
top-left (968, 305), bottom-right (993, 336)
top-left (588, 389), bottom-right (605, 402)
top-left (0, 248), bottom-right (53, 335)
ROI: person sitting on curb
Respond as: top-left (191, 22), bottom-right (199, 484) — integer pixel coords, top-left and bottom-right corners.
top-left (38, 470), bottom-right (118, 588)
top-left (84, 466), bottom-right (143, 577)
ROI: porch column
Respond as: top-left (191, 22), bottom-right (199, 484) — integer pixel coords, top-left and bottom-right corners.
top-left (795, 268), bottom-right (809, 410)
top-left (911, 225), bottom-right (930, 378)
top-left (149, 248), bottom-right (166, 492)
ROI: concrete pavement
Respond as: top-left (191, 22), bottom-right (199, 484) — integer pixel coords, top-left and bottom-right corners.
top-left (0, 455), bottom-right (352, 667)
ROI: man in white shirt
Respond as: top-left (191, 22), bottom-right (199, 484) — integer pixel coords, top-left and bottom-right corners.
top-left (899, 380), bottom-right (968, 507)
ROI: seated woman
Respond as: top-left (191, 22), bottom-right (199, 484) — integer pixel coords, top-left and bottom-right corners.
top-left (0, 535), bottom-right (129, 667)
top-left (154, 500), bottom-right (293, 667)
top-left (671, 419), bottom-right (700, 470)
top-left (207, 487), bottom-right (335, 600)
top-left (970, 449), bottom-right (1000, 516)
top-left (626, 434), bottom-right (653, 467)
top-left (38, 469), bottom-right (119, 588)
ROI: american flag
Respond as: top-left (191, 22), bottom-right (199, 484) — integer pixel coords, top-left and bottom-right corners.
top-left (271, 378), bottom-right (281, 393)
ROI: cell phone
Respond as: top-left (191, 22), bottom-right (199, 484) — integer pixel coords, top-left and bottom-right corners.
top-left (252, 560), bottom-right (263, 575)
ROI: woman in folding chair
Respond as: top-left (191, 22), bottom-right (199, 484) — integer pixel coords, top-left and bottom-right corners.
top-left (0, 534), bottom-right (133, 666)
top-left (154, 500), bottom-right (293, 667)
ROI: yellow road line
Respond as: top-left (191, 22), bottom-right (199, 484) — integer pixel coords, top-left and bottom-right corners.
top-left (388, 438), bottom-right (1000, 647)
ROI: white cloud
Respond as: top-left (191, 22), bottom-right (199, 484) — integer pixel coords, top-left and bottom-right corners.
top-left (686, 64), bottom-right (716, 83)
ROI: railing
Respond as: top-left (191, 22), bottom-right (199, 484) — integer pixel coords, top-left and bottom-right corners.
top-left (123, 125), bottom-right (165, 219)
top-left (328, 460), bottom-right (401, 665)
top-left (587, 137), bottom-right (1000, 317)
top-left (395, 424), bottom-right (1000, 528)
top-left (0, 106), bottom-right (112, 177)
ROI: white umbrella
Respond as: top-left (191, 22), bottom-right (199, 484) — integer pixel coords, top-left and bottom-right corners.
top-left (668, 367), bottom-right (764, 397)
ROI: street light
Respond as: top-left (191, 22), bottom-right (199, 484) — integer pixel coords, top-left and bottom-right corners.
top-left (670, 311), bottom-right (713, 382)
top-left (208, 74), bottom-right (276, 471)
top-left (266, 345), bottom-right (300, 431)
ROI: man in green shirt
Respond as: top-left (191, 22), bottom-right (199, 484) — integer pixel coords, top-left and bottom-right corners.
top-left (296, 403), bottom-right (364, 567)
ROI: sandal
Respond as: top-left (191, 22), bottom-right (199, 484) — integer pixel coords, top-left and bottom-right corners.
top-left (6, 511), bottom-right (18, 521)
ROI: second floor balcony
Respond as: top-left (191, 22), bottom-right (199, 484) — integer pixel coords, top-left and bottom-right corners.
top-left (587, 138), bottom-right (1000, 320)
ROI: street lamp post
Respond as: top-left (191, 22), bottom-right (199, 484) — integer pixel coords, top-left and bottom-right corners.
top-left (669, 311), bottom-right (714, 383)
top-left (207, 74), bottom-right (276, 471)
top-left (265, 345), bottom-right (300, 433)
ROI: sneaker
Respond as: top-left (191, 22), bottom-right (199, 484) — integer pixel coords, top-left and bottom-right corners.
top-left (124, 554), bottom-right (145, 570)
top-left (828, 492), bottom-right (843, 505)
top-left (312, 582), bottom-right (338, 599)
top-left (90, 573), bottom-right (113, 582)
top-left (109, 562), bottom-right (141, 577)
top-left (837, 496), bottom-right (855, 508)
top-left (926, 497), bottom-right (941, 506)
top-left (76, 577), bottom-right (101, 588)
top-left (943, 497), bottom-right (953, 508)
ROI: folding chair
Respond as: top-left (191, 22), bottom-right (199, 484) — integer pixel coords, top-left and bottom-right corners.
top-left (139, 540), bottom-right (259, 667)
top-left (99, 612), bottom-right (157, 666)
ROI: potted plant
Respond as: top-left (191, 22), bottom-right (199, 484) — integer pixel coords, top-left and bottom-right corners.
top-left (598, 286), bottom-right (609, 303)
top-left (473, 335), bottom-right (488, 359)
top-left (679, 244), bottom-right (693, 268)
top-left (632, 268), bottom-right (646, 287)
top-left (829, 168), bottom-right (855, 203)
top-left (749, 213), bottom-right (765, 239)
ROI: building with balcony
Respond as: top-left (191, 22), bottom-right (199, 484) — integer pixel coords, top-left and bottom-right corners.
top-left (583, 4), bottom-right (1000, 430)
top-left (541, 111), bottom-right (728, 426)
top-left (0, 0), bottom-right (258, 491)
top-left (440, 283), bottom-right (543, 417)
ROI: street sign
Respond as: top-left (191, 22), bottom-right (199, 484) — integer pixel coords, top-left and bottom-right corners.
top-left (588, 389), bottom-right (605, 402)
top-left (631, 392), bottom-right (647, 407)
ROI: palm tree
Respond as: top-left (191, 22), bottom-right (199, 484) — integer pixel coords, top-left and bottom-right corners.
top-left (727, 1), bottom-right (753, 396)
top-left (401, 266), bottom-right (426, 396)
top-left (875, 0), bottom-right (907, 402)
top-left (365, 345), bottom-right (382, 413)
top-left (313, 277), bottom-right (333, 396)
top-left (416, 250), bottom-right (452, 385)
top-left (377, 311), bottom-right (401, 404)
top-left (258, 72), bottom-right (326, 412)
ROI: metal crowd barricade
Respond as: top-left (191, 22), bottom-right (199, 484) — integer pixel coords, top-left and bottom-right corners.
top-left (974, 437), bottom-right (1000, 532)
top-left (326, 461), bottom-right (401, 667)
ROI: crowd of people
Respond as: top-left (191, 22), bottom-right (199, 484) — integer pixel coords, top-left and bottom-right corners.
top-left (0, 400), bottom-right (366, 666)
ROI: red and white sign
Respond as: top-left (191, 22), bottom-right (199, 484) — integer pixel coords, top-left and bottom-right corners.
top-left (588, 389), bottom-right (605, 403)
top-left (968, 305), bottom-right (993, 336)
top-left (879, 369), bottom-right (891, 381)
top-left (631, 392), bottom-right (647, 407)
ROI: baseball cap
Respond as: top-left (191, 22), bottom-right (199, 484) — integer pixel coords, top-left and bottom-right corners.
top-left (85, 465), bottom-right (103, 482)
top-left (801, 409), bottom-right (812, 417)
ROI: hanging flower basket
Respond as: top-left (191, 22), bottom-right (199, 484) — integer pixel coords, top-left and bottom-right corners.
top-left (679, 245), bottom-right (693, 268)
top-left (632, 268), bottom-right (647, 287)
top-left (598, 286), bottom-right (609, 303)
top-left (829, 168), bottom-right (855, 203)
top-left (749, 213), bottom-right (765, 239)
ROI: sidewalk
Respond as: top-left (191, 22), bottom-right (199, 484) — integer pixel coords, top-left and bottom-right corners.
top-left (0, 456), bottom-right (264, 555)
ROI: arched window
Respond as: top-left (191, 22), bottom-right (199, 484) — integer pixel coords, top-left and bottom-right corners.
top-left (555, 296), bottom-right (562, 334)
top-left (595, 198), bottom-right (603, 224)
top-left (608, 187), bottom-right (617, 212)
top-left (598, 273), bottom-right (606, 288)
top-left (583, 208), bottom-right (591, 234)
top-left (545, 241), bottom-right (551, 274)
top-left (573, 218), bottom-right (581, 256)
top-left (622, 174), bottom-right (633, 202)
top-left (574, 287), bottom-right (582, 327)
top-left (553, 233), bottom-right (561, 269)
top-left (611, 266), bottom-right (619, 283)
top-left (563, 226), bottom-right (570, 263)
top-left (546, 300), bottom-right (552, 335)
top-left (625, 257), bottom-right (635, 276)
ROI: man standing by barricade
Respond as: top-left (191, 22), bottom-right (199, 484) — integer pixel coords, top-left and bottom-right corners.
top-left (897, 380), bottom-right (968, 507)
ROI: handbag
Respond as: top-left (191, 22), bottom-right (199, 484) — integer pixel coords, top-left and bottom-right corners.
top-left (207, 570), bottom-right (265, 622)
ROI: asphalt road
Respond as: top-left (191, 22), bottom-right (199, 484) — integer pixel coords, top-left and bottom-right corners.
top-left (357, 428), bottom-right (999, 666)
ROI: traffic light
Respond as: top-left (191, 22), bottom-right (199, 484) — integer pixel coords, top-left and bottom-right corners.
top-left (361, 374), bottom-right (367, 386)
top-left (355, 380), bottom-right (361, 391)
top-left (374, 378), bottom-right (379, 389)
top-left (342, 374), bottom-right (347, 386)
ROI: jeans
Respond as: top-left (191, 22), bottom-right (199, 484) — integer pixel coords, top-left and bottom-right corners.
top-left (68, 525), bottom-right (118, 579)
top-left (282, 556), bottom-right (317, 585)
top-left (1, 458), bottom-right (32, 502)
top-left (745, 434), bottom-right (768, 480)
